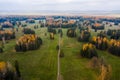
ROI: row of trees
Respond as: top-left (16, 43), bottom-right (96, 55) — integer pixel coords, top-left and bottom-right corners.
top-left (23, 28), bottom-right (35, 34)
top-left (107, 29), bottom-right (120, 40)
top-left (47, 27), bottom-right (56, 34)
top-left (91, 36), bottom-right (120, 56)
top-left (15, 34), bottom-right (42, 52)
top-left (91, 37), bottom-right (109, 50)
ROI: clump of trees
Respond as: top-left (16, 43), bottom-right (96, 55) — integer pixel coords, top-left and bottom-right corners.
top-left (107, 29), bottom-right (120, 40)
top-left (47, 27), bottom-right (56, 34)
top-left (0, 30), bottom-right (15, 40)
top-left (91, 37), bottom-right (109, 50)
top-left (66, 28), bottom-right (76, 37)
top-left (92, 23), bottom-right (104, 32)
top-left (23, 28), bottom-right (35, 34)
top-left (78, 30), bottom-right (91, 42)
top-left (0, 61), bottom-right (21, 80)
top-left (34, 25), bottom-right (39, 29)
top-left (15, 34), bottom-right (42, 52)
top-left (81, 43), bottom-right (98, 58)
top-left (97, 31), bottom-right (107, 38)
top-left (108, 39), bottom-right (120, 56)
top-left (2, 22), bottom-right (13, 28)
top-left (26, 19), bottom-right (35, 23)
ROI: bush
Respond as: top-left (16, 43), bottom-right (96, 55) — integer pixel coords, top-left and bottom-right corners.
top-left (0, 47), bottom-right (3, 53)
top-left (60, 50), bottom-right (64, 58)
top-left (15, 34), bottom-right (42, 52)
top-left (81, 43), bottom-right (98, 58)
top-left (50, 33), bottom-right (54, 40)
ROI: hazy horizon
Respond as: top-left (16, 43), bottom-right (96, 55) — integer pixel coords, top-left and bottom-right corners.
top-left (0, 0), bottom-right (120, 16)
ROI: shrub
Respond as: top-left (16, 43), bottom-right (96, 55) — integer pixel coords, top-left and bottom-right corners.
top-left (50, 33), bottom-right (54, 40)
top-left (0, 47), bottom-right (3, 53)
top-left (81, 43), bottom-right (98, 58)
top-left (60, 50), bottom-right (64, 58)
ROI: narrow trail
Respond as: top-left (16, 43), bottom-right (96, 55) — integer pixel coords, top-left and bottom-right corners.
top-left (57, 33), bottom-right (61, 80)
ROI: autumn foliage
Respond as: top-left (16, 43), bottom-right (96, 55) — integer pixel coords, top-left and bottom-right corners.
top-left (15, 34), bottom-right (42, 52)
top-left (108, 39), bottom-right (120, 56)
top-left (91, 36), bottom-right (109, 50)
top-left (0, 30), bottom-right (15, 40)
top-left (0, 61), bottom-right (17, 79)
top-left (81, 43), bottom-right (98, 58)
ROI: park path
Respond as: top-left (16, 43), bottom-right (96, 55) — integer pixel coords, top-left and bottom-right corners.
top-left (57, 28), bottom-right (64, 80)
top-left (57, 32), bottom-right (61, 80)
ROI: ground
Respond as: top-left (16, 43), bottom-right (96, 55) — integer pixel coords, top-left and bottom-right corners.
top-left (0, 21), bottom-right (119, 80)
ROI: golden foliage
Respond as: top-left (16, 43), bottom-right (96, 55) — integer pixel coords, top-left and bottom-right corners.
top-left (98, 65), bottom-right (112, 80)
top-left (109, 39), bottom-right (120, 47)
top-left (94, 23), bottom-right (102, 27)
top-left (0, 30), bottom-right (13, 35)
top-left (82, 43), bottom-right (95, 51)
top-left (17, 34), bottom-right (38, 45)
top-left (91, 37), bottom-right (109, 44)
top-left (0, 61), bottom-right (6, 72)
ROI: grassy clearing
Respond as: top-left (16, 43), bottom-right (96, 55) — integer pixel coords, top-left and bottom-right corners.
top-left (0, 21), bottom-right (119, 80)
top-left (60, 28), bottom-right (120, 80)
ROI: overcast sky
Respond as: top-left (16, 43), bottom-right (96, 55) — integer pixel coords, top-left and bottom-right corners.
top-left (0, 0), bottom-right (119, 12)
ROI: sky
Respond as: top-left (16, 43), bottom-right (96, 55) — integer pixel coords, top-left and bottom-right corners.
top-left (0, 0), bottom-right (119, 12)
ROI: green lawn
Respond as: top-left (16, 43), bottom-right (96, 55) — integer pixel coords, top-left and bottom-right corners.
top-left (0, 22), bottom-right (119, 80)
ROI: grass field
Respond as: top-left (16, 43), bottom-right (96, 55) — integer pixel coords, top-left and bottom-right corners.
top-left (0, 21), bottom-right (119, 80)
